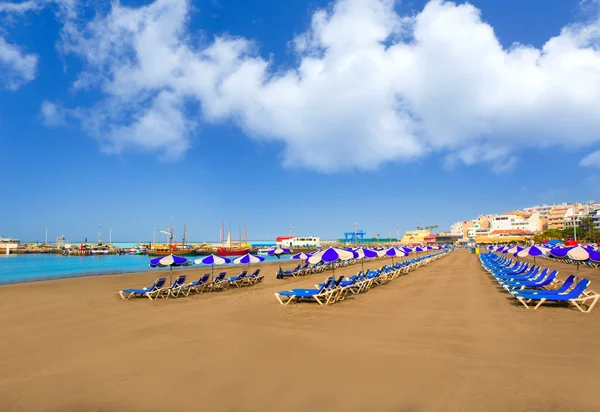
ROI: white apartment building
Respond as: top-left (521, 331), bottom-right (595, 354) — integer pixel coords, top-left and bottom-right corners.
top-left (592, 210), bottom-right (600, 230)
top-left (490, 213), bottom-right (542, 233)
top-left (450, 222), bottom-right (464, 237)
top-left (467, 227), bottom-right (490, 238)
top-left (277, 236), bottom-right (321, 248)
top-left (524, 204), bottom-right (554, 218)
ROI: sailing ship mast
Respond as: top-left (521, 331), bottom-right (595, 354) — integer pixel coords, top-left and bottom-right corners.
top-left (182, 221), bottom-right (187, 247)
top-left (221, 220), bottom-right (225, 245)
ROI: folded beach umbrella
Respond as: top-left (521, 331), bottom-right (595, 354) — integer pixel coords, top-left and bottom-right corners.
top-left (149, 254), bottom-right (192, 284)
top-left (233, 253), bottom-right (266, 265)
top-left (194, 254), bottom-right (231, 280)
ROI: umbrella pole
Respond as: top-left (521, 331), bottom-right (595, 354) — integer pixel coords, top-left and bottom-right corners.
top-left (170, 266), bottom-right (173, 285)
top-left (212, 263), bottom-right (214, 282)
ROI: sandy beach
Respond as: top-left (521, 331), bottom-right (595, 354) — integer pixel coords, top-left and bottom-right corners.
top-left (1, 250), bottom-right (600, 411)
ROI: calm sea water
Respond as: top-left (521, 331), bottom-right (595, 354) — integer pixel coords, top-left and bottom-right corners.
top-left (0, 253), bottom-right (285, 285)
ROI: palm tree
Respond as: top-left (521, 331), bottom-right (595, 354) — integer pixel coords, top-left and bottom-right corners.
top-left (416, 226), bottom-right (423, 231)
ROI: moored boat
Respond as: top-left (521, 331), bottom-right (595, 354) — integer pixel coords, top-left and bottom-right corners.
top-left (90, 243), bottom-right (110, 255)
top-left (217, 247), bottom-right (251, 256)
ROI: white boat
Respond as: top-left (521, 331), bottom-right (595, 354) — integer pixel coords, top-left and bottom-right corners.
top-left (257, 248), bottom-right (272, 255)
top-left (91, 243), bottom-right (110, 255)
top-left (0, 237), bottom-right (19, 254)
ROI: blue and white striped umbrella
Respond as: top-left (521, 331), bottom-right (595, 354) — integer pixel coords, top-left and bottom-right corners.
top-left (517, 245), bottom-right (549, 264)
top-left (267, 247), bottom-right (291, 258)
top-left (383, 247), bottom-right (405, 264)
top-left (149, 254), bottom-right (192, 283)
top-left (291, 252), bottom-right (312, 261)
top-left (551, 245), bottom-right (592, 272)
top-left (233, 253), bottom-right (266, 265)
top-left (506, 246), bottom-right (524, 256)
top-left (384, 247), bottom-right (406, 257)
top-left (517, 245), bottom-right (548, 258)
top-left (308, 247), bottom-right (356, 264)
top-left (353, 247), bottom-right (379, 259)
top-left (194, 254), bottom-right (231, 265)
top-left (194, 254), bottom-right (231, 280)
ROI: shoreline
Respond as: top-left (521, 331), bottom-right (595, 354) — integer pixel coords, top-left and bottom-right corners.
top-left (0, 256), bottom-right (372, 287)
top-left (0, 254), bottom-right (296, 286)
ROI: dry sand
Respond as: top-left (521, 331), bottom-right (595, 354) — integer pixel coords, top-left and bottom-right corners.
top-left (1, 250), bottom-right (600, 412)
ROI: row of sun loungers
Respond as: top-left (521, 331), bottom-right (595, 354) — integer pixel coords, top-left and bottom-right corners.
top-left (119, 269), bottom-right (264, 300)
top-left (542, 254), bottom-right (600, 268)
top-left (276, 256), bottom-right (391, 278)
top-left (480, 253), bottom-right (600, 313)
top-left (274, 252), bottom-right (448, 305)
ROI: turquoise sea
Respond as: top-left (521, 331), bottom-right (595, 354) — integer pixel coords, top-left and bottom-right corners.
top-left (0, 253), bottom-right (284, 285)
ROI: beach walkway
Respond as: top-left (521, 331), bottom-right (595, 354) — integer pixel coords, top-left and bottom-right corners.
top-left (1, 250), bottom-right (599, 411)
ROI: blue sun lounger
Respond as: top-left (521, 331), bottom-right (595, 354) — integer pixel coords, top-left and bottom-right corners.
top-left (164, 275), bottom-right (187, 298)
top-left (207, 272), bottom-right (230, 291)
top-left (227, 270), bottom-right (247, 287)
top-left (119, 277), bottom-right (167, 300)
top-left (274, 277), bottom-right (338, 305)
top-left (502, 270), bottom-right (557, 291)
top-left (511, 275), bottom-right (575, 297)
top-left (246, 269), bottom-right (263, 285)
top-left (184, 274), bottom-right (211, 295)
top-left (514, 278), bottom-right (600, 312)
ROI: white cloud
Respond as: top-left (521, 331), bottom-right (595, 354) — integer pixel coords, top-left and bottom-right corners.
top-left (46, 0), bottom-right (600, 171)
top-left (0, 1), bottom-right (42, 14)
top-left (580, 150), bottom-right (600, 168)
top-left (41, 101), bottom-right (66, 126)
top-left (0, 35), bottom-right (37, 90)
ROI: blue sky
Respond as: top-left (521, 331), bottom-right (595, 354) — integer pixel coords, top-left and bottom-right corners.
top-left (1, 0), bottom-right (600, 243)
